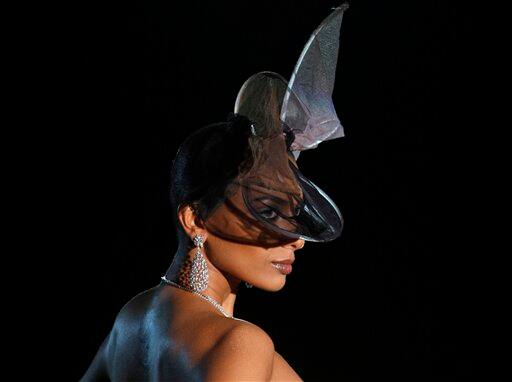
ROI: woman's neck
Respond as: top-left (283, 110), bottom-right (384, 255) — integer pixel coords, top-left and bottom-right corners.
top-left (163, 247), bottom-right (241, 317)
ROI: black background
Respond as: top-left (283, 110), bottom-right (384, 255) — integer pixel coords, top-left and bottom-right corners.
top-left (53, 0), bottom-right (477, 380)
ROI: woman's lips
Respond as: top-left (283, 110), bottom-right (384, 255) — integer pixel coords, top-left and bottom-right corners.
top-left (271, 262), bottom-right (293, 275)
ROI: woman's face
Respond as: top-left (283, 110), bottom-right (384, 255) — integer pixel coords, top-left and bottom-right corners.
top-left (202, 185), bottom-right (305, 291)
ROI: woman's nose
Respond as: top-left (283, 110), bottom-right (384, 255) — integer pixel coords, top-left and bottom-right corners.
top-left (284, 238), bottom-right (305, 251)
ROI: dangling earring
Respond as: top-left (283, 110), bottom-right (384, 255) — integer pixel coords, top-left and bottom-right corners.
top-left (244, 281), bottom-right (253, 288)
top-left (189, 234), bottom-right (209, 293)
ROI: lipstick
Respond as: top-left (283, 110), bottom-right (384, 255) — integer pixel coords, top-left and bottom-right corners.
top-left (271, 259), bottom-right (294, 275)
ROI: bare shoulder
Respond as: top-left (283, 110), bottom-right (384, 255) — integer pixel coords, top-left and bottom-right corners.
top-left (272, 351), bottom-right (303, 381)
top-left (221, 320), bottom-right (275, 349)
top-left (202, 320), bottom-right (275, 381)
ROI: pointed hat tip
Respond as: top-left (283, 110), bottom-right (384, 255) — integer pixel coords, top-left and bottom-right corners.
top-left (331, 2), bottom-right (349, 11)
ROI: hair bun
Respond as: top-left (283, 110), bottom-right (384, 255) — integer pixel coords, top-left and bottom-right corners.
top-left (225, 112), bottom-right (254, 137)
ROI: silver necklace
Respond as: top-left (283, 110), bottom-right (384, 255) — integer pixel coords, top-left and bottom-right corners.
top-left (160, 276), bottom-right (232, 318)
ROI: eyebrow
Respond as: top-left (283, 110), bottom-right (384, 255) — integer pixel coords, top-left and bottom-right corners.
top-left (254, 195), bottom-right (289, 206)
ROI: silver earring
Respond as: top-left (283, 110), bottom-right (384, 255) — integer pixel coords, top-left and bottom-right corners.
top-left (190, 234), bottom-right (209, 292)
top-left (244, 281), bottom-right (253, 288)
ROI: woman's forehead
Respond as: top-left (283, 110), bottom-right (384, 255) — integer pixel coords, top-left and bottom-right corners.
top-left (238, 181), bottom-right (303, 201)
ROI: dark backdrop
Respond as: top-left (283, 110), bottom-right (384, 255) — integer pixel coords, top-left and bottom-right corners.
top-left (61, 0), bottom-right (475, 380)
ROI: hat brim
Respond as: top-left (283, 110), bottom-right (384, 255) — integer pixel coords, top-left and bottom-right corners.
top-left (239, 158), bottom-right (343, 242)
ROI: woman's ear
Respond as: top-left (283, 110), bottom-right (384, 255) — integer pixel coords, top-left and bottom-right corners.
top-left (177, 203), bottom-right (206, 239)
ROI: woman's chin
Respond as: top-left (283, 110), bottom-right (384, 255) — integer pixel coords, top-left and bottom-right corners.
top-left (253, 275), bottom-right (287, 292)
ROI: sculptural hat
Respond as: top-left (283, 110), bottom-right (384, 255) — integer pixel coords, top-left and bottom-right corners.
top-left (227, 4), bottom-right (349, 243)
top-left (177, 4), bottom-right (349, 244)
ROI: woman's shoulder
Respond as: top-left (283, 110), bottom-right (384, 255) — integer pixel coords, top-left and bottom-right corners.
top-left (205, 318), bottom-right (302, 380)
top-left (201, 318), bottom-right (275, 380)
top-left (198, 312), bottom-right (274, 352)
top-left (219, 319), bottom-right (274, 349)
top-left (222, 318), bottom-right (274, 348)
top-left (114, 285), bottom-right (160, 320)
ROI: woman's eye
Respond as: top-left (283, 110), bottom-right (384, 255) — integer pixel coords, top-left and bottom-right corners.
top-left (260, 208), bottom-right (278, 220)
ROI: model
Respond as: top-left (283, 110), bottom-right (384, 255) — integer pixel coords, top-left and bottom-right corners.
top-left (81, 3), bottom-right (349, 381)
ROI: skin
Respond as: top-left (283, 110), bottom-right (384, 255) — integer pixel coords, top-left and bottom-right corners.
top-left (81, 185), bottom-right (306, 381)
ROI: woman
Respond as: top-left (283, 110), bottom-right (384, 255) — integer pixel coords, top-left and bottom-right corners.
top-left (81, 4), bottom-right (349, 381)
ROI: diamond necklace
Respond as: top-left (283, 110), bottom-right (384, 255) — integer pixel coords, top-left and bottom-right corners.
top-left (160, 275), bottom-right (232, 318)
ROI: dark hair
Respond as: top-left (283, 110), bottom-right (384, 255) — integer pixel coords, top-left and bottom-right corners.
top-left (169, 112), bottom-right (254, 248)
